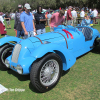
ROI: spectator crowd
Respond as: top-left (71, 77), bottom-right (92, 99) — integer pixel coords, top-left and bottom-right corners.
top-left (0, 3), bottom-right (99, 38)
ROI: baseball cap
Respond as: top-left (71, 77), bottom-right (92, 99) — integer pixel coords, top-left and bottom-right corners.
top-left (24, 3), bottom-right (31, 9)
top-left (18, 5), bottom-right (23, 8)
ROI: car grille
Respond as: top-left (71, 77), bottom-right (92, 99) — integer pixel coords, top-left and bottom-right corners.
top-left (11, 44), bottom-right (21, 63)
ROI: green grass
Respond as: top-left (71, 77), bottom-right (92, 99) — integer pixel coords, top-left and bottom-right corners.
top-left (0, 20), bottom-right (100, 100)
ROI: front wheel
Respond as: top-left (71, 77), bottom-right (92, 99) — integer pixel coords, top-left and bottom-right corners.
top-left (0, 44), bottom-right (14, 70)
top-left (30, 53), bottom-right (62, 92)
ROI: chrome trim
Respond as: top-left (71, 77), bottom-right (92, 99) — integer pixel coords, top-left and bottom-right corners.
top-left (12, 44), bottom-right (21, 63)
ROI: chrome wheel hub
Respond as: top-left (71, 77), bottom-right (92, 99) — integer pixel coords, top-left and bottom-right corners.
top-left (40, 59), bottom-right (59, 86)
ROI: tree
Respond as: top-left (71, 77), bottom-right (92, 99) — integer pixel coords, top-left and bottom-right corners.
top-left (0, 0), bottom-right (99, 12)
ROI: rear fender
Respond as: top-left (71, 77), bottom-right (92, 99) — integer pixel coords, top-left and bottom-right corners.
top-left (31, 43), bottom-right (76, 70)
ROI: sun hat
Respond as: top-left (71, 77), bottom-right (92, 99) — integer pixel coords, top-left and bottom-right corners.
top-left (24, 3), bottom-right (31, 9)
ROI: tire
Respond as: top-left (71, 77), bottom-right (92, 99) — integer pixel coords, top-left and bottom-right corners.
top-left (0, 44), bottom-right (13, 70)
top-left (30, 53), bottom-right (62, 93)
top-left (99, 42), bottom-right (100, 51)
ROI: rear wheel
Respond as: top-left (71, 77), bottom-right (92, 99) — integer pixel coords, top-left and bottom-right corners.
top-left (99, 41), bottom-right (100, 51)
top-left (0, 44), bottom-right (13, 70)
top-left (30, 53), bottom-right (62, 92)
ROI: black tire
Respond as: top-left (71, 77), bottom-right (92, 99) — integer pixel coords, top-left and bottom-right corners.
top-left (0, 44), bottom-right (13, 70)
top-left (99, 42), bottom-right (100, 51)
top-left (30, 53), bottom-right (63, 93)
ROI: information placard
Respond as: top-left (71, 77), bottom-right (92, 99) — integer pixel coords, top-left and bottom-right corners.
top-left (0, 84), bottom-right (8, 94)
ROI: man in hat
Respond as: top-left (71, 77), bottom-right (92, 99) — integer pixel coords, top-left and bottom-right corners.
top-left (67, 6), bottom-right (73, 25)
top-left (14, 5), bottom-right (24, 38)
top-left (20, 3), bottom-right (36, 39)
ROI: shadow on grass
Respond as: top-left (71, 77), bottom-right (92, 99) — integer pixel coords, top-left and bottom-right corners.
top-left (0, 67), bottom-right (7, 71)
top-left (6, 69), bottom-right (30, 81)
top-left (0, 64), bottom-right (12, 71)
top-left (0, 66), bottom-right (41, 93)
top-left (62, 69), bottom-right (70, 77)
top-left (28, 69), bottom-right (71, 93)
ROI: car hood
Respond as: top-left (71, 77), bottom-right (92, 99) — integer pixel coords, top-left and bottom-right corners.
top-left (28, 31), bottom-right (62, 44)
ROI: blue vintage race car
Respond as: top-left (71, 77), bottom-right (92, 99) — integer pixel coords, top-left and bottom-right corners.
top-left (0, 25), bottom-right (100, 92)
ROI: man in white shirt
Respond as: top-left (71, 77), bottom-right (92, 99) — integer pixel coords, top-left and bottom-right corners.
top-left (89, 8), bottom-right (92, 13)
top-left (80, 9), bottom-right (85, 24)
top-left (71, 8), bottom-right (77, 26)
top-left (80, 9), bottom-right (85, 18)
top-left (47, 12), bottom-right (52, 26)
top-left (91, 8), bottom-right (98, 24)
top-left (64, 9), bottom-right (67, 25)
top-left (92, 9), bottom-right (98, 17)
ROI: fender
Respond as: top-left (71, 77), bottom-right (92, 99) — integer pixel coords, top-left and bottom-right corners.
top-left (0, 36), bottom-right (22, 46)
top-left (97, 34), bottom-right (100, 38)
top-left (7, 56), bottom-right (36, 74)
top-left (92, 28), bottom-right (100, 36)
top-left (18, 57), bottom-right (36, 74)
top-left (31, 43), bottom-right (76, 70)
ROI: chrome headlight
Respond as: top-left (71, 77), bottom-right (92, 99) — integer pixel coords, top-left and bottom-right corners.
top-left (5, 59), bottom-right (10, 68)
top-left (16, 65), bottom-right (23, 74)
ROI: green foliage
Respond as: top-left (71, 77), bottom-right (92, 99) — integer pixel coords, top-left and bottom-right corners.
top-left (0, 0), bottom-right (100, 13)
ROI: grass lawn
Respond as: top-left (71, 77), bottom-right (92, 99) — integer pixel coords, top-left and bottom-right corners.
top-left (0, 20), bottom-right (100, 100)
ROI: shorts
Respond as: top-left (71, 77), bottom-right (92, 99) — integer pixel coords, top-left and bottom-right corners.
top-left (67, 20), bottom-right (72, 25)
top-left (6, 21), bottom-right (10, 25)
top-left (24, 31), bottom-right (34, 39)
top-left (36, 28), bottom-right (46, 35)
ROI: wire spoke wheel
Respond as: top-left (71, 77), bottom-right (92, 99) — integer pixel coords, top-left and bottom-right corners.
top-left (40, 59), bottom-right (59, 86)
top-left (30, 53), bottom-right (62, 92)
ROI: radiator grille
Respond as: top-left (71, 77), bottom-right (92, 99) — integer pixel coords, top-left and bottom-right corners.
top-left (12, 44), bottom-right (21, 63)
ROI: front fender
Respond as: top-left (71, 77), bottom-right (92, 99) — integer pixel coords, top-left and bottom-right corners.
top-left (31, 43), bottom-right (76, 70)
top-left (0, 36), bottom-right (22, 46)
top-left (18, 57), bottom-right (36, 74)
top-left (7, 56), bottom-right (36, 74)
top-left (98, 34), bottom-right (100, 38)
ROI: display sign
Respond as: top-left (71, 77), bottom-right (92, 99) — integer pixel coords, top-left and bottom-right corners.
top-left (0, 84), bottom-right (8, 94)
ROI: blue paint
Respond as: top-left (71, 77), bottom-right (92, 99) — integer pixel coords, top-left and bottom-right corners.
top-left (0, 25), bottom-right (100, 74)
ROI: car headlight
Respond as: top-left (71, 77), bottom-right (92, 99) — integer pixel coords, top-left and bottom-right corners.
top-left (16, 65), bottom-right (23, 74)
top-left (5, 59), bottom-right (10, 68)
